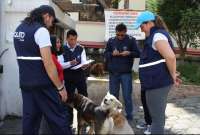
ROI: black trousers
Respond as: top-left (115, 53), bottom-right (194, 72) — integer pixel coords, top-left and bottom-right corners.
top-left (141, 90), bottom-right (152, 125)
top-left (64, 70), bottom-right (88, 126)
top-left (21, 87), bottom-right (72, 135)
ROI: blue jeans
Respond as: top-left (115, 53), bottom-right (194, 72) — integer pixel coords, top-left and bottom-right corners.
top-left (109, 73), bottom-right (133, 120)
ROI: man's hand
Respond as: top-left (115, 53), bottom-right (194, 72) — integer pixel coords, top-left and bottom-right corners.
top-left (120, 51), bottom-right (130, 56)
top-left (112, 49), bottom-right (120, 56)
top-left (70, 59), bottom-right (78, 65)
top-left (58, 87), bottom-right (68, 102)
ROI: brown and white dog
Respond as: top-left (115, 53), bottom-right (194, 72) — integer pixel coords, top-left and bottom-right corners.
top-left (110, 109), bottom-right (134, 134)
top-left (66, 92), bottom-right (123, 134)
top-left (101, 93), bottom-right (134, 134)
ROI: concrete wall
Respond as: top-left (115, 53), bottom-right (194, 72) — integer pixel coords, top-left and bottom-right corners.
top-left (50, 0), bottom-right (76, 29)
top-left (70, 0), bottom-right (81, 4)
top-left (0, 0), bottom-right (75, 120)
top-left (68, 12), bottom-right (79, 22)
top-left (0, 0), bottom-right (3, 53)
top-left (0, 0), bottom-right (23, 120)
top-left (0, 0), bottom-right (4, 120)
top-left (76, 21), bottom-right (105, 42)
top-left (129, 0), bottom-right (145, 10)
top-left (119, 0), bottom-right (145, 10)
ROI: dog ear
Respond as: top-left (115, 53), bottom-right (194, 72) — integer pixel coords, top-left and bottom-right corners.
top-left (107, 91), bottom-right (111, 96)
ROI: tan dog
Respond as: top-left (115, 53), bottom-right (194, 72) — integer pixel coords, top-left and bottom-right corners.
top-left (111, 110), bottom-right (134, 134)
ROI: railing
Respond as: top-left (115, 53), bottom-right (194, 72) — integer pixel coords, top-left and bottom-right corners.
top-left (174, 48), bottom-right (200, 56)
top-left (79, 41), bottom-right (200, 56)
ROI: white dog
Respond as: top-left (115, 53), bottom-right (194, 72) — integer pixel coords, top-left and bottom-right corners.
top-left (100, 92), bottom-right (134, 134)
top-left (98, 92), bottom-right (123, 134)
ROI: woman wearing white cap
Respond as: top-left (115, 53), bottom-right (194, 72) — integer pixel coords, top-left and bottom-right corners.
top-left (134, 11), bottom-right (181, 134)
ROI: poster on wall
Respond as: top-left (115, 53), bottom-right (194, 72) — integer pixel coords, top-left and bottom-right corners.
top-left (104, 10), bottom-right (145, 41)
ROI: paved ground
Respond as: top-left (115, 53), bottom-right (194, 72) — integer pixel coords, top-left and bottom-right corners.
top-left (0, 78), bottom-right (200, 134)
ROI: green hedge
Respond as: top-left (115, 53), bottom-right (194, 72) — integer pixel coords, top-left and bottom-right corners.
top-left (177, 63), bottom-right (200, 85)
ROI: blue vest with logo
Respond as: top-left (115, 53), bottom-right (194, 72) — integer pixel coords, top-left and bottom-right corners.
top-left (139, 27), bottom-right (174, 90)
top-left (62, 45), bottom-right (84, 80)
top-left (14, 22), bottom-right (53, 88)
top-left (106, 35), bottom-right (138, 73)
top-left (63, 45), bottom-right (83, 69)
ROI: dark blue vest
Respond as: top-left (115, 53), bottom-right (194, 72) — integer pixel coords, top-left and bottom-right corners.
top-left (14, 22), bottom-right (53, 88)
top-left (139, 27), bottom-right (174, 90)
top-left (106, 35), bottom-right (137, 73)
top-left (62, 45), bottom-right (83, 69)
top-left (62, 45), bottom-right (84, 80)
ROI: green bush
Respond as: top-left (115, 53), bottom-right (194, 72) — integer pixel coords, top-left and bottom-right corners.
top-left (177, 63), bottom-right (200, 85)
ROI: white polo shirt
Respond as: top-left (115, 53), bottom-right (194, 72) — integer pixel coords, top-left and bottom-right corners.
top-left (34, 27), bottom-right (52, 48)
top-left (152, 33), bottom-right (168, 51)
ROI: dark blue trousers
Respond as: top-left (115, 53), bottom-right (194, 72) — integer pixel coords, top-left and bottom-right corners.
top-left (21, 87), bottom-right (72, 135)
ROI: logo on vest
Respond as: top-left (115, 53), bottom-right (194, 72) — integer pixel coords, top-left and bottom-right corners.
top-left (77, 55), bottom-right (81, 59)
top-left (14, 32), bottom-right (26, 41)
top-left (123, 46), bottom-right (127, 51)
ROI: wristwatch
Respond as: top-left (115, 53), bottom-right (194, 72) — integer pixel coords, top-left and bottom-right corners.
top-left (57, 85), bottom-right (64, 91)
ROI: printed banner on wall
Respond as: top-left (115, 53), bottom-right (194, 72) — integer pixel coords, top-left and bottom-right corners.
top-left (104, 10), bottom-right (145, 41)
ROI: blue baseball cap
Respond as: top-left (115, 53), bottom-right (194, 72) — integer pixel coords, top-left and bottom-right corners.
top-left (134, 11), bottom-right (156, 29)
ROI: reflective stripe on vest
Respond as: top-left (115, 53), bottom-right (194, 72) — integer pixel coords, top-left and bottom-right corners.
top-left (139, 59), bottom-right (166, 68)
top-left (17, 56), bottom-right (42, 60)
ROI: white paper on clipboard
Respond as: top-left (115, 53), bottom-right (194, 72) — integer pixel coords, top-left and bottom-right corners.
top-left (71, 59), bottom-right (94, 70)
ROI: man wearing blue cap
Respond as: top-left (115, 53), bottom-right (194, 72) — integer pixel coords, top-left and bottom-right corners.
top-left (134, 11), bottom-right (181, 134)
top-left (13, 5), bottom-right (72, 135)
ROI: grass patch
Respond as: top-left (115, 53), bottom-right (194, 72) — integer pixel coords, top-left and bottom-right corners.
top-left (177, 63), bottom-right (200, 85)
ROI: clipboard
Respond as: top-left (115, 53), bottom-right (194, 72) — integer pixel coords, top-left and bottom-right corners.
top-left (71, 59), bottom-right (94, 70)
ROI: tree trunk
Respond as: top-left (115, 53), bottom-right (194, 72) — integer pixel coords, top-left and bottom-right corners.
top-left (176, 32), bottom-right (186, 64)
top-left (97, 0), bottom-right (109, 8)
top-left (179, 48), bottom-right (186, 65)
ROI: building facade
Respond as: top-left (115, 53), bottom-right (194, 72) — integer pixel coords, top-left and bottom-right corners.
top-left (0, 0), bottom-right (75, 119)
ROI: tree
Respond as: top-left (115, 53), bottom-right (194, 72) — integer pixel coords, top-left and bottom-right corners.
top-left (146, 0), bottom-right (161, 13)
top-left (157, 0), bottom-right (200, 60)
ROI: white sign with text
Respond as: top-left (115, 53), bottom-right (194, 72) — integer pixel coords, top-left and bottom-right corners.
top-left (104, 10), bottom-right (145, 41)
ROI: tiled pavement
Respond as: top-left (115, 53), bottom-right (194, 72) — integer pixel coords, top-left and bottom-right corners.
top-left (0, 81), bottom-right (200, 134)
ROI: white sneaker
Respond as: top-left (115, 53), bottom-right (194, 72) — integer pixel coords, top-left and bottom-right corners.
top-left (144, 125), bottom-right (151, 135)
top-left (136, 122), bottom-right (147, 129)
